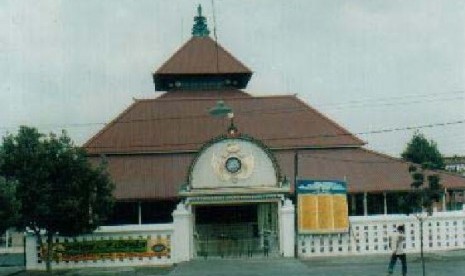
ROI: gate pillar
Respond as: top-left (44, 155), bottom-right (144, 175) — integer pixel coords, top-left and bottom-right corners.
top-left (280, 199), bottom-right (295, 257)
top-left (172, 202), bottom-right (194, 262)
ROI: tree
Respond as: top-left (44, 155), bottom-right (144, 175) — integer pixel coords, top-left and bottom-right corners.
top-left (400, 131), bottom-right (444, 276)
top-left (400, 131), bottom-right (445, 215)
top-left (0, 177), bottom-right (20, 233)
top-left (401, 131), bottom-right (445, 170)
top-left (0, 126), bottom-right (114, 272)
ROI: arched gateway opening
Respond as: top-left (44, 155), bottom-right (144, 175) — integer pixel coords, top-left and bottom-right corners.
top-left (194, 202), bottom-right (278, 257)
top-left (180, 135), bottom-right (291, 258)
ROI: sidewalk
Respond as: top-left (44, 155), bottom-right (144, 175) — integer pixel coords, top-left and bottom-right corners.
top-left (2, 250), bottom-right (465, 275)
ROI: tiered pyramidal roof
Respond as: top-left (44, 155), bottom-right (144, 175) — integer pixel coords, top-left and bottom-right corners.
top-left (153, 5), bottom-right (252, 91)
top-left (85, 5), bottom-right (364, 154)
top-left (84, 6), bottom-right (465, 200)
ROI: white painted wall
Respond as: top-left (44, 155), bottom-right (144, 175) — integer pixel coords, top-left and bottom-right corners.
top-left (191, 139), bottom-right (278, 189)
top-left (298, 208), bottom-right (465, 257)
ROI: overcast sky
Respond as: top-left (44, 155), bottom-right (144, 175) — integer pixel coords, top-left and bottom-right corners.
top-left (1, 0), bottom-right (464, 157)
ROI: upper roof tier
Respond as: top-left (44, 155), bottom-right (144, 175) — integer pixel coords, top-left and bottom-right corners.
top-left (153, 5), bottom-right (252, 91)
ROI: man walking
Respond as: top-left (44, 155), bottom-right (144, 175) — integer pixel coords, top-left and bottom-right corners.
top-left (387, 225), bottom-right (407, 275)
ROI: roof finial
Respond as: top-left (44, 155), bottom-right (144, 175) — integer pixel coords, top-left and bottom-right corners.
top-left (192, 4), bottom-right (210, 37)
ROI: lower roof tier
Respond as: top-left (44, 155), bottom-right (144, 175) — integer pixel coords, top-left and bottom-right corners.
top-left (88, 147), bottom-right (465, 201)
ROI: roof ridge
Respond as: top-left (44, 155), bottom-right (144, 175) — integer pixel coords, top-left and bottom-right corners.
top-left (83, 101), bottom-right (137, 149)
top-left (359, 147), bottom-right (405, 162)
top-left (154, 37), bottom-right (195, 74)
top-left (291, 95), bottom-right (366, 146)
top-left (211, 37), bottom-right (252, 73)
top-left (360, 148), bottom-right (465, 179)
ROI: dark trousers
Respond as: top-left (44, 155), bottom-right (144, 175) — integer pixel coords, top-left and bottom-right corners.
top-left (388, 253), bottom-right (407, 275)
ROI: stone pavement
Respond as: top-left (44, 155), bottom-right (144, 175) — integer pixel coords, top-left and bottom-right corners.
top-left (171, 258), bottom-right (307, 275)
top-left (2, 251), bottom-right (465, 275)
top-left (170, 254), bottom-right (465, 276)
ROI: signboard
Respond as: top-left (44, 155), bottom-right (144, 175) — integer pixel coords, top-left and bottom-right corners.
top-left (40, 237), bottom-right (170, 262)
top-left (297, 180), bottom-right (349, 234)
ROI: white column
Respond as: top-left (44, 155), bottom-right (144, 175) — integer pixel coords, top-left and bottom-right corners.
top-left (279, 199), bottom-right (295, 257)
top-left (363, 192), bottom-right (368, 216)
top-left (172, 202), bottom-right (193, 262)
top-left (138, 201), bottom-right (142, 225)
top-left (383, 192), bottom-right (387, 215)
top-left (442, 188), bottom-right (447, 211)
top-left (25, 234), bottom-right (41, 270)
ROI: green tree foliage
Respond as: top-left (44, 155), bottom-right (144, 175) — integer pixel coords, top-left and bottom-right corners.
top-left (401, 131), bottom-right (445, 169)
top-left (0, 126), bottom-right (114, 271)
top-left (400, 132), bottom-right (444, 214)
top-left (0, 177), bottom-right (20, 233)
top-left (400, 165), bottom-right (443, 215)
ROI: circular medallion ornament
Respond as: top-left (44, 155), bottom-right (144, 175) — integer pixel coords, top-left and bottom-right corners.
top-left (152, 243), bottom-right (167, 253)
top-left (225, 157), bottom-right (241, 174)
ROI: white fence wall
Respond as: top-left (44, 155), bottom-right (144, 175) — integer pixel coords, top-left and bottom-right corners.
top-left (26, 224), bottom-right (174, 270)
top-left (298, 209), bottom-right (465, 257)
top-left (24, 209), bottom-right (465, 266)
top-left (0, 230), bottom-right (24, 254)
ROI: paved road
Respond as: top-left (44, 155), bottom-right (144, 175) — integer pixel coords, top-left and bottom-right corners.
top-left (2, 251), bottom-right (465, 275)
top-left (170, 255), bottom-right (465, 276)
top-left (0, 254), bottom-right (23, 267)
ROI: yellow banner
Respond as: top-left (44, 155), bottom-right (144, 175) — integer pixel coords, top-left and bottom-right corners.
top-left (298, 194), bottom-right (349, 234)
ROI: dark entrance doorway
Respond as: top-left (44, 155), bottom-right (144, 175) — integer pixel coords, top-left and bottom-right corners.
top-left (194, 203), bottom-right (278, 258)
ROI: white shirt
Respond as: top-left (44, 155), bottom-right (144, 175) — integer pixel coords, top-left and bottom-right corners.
top-left (389, 230), bottom-right (405, 255)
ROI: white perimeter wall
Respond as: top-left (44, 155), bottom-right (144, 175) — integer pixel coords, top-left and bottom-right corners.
top-left (25, 203), bottom-right (194, 270)
top-left (298, 208), bottom-right (465, 257)
top-left (25, 224), bottom-right (174, 270)
top-left (25, 206), bottom-right (465, 269)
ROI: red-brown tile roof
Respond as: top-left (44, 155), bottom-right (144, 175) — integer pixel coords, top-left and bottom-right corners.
top-left (89, 154), bottom-right (193, 200)
top-left (84, 90), bottom-right (364, 154)
top-left (155, 36), bottom-right (252, 75)
top-left (90, 148), bottom-right (465, 200)
top-left (289, 148), bottom-right (465, 193)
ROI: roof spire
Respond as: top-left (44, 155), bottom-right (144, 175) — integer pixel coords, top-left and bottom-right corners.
top-left (192, 4), bottom-right (210, 37)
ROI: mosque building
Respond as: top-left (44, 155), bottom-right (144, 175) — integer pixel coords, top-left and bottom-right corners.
top-left (83, 5), bottom-right (465, 257)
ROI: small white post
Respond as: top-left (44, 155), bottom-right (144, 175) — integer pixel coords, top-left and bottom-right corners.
top-left (280, 199), bottom-right (295, 257)
top-left (172, 202), bottom-right (193, 262)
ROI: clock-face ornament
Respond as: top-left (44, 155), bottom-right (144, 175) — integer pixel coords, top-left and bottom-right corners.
top-left (225, 157), bottom-right (241, 174)
top-left (211, 142), bottom-right (254, 182)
